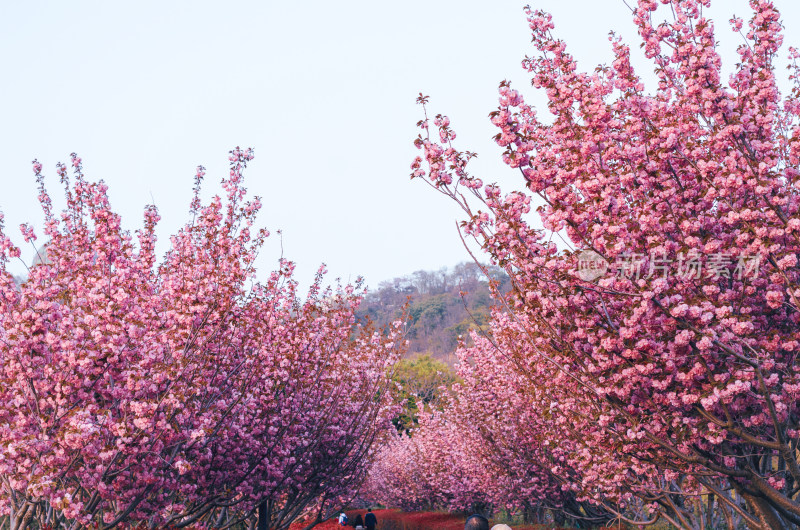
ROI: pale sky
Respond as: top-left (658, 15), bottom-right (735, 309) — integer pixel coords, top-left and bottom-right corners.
top-left (2, 1), bottom-right (799, 290)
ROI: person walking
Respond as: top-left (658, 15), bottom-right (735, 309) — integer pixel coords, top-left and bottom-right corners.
top-left (364, 508), bottom-right (377, 530)
top-left (352, 514), bottom-right (365, 530)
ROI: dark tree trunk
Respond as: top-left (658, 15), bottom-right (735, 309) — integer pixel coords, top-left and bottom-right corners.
top-left (258, 500), bottom-right (268, 530)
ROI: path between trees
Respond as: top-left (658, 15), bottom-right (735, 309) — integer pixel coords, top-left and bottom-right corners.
top-left (289, 509), bottom-right (568, 530)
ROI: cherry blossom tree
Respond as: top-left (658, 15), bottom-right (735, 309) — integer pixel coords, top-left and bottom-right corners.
top-left (0, 149), bottom-right (401, 529)
top-left (366, 319), bottom-right (616, 527)
top-left (383, 0), bottom-right (800, 528)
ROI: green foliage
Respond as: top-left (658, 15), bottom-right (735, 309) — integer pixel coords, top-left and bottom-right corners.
top-left (391, 354), bottom-right (458, 433)
top-left (408, 294), bottom-right (448, 324)
top-left (361, 263), bottom-right (506, 432)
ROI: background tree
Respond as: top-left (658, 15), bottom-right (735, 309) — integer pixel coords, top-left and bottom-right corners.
top-left (390, 354), bottom-right (458, 433)
top-left (358, 263), bottom-right (508, 362)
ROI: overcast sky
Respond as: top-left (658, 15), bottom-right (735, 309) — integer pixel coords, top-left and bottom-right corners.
top-left (2, 1), bottom-right (799, 290)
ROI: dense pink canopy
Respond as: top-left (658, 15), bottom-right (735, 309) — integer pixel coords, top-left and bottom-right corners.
top-left (371, 1), bottom-right (800, 528)
top-left (0, 149), bottom-right (402, 529)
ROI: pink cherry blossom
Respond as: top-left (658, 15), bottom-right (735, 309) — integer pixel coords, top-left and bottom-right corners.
top-left (379, 1), bottom-right (800, 528)
top-left (0, 149), bottom-right (403, 529)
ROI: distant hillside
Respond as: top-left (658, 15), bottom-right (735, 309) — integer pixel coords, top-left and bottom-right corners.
top-left (358, 262), bottom-right (510, 365)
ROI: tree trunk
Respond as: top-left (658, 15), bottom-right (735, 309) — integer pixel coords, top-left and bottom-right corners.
top-left (258, 501), bottom-right (268, 530)
top-left (705, 493), bottom-right (715, 530)
top-left (739, 491), bottom-right (784, 530)
top-left (719, 501), bottom-right (735, 530)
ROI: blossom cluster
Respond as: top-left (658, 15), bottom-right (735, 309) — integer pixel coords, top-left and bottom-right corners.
top-left (0, 150), bottom-right (403, 529)
top-left (376, 1), bottom-right (800, 528)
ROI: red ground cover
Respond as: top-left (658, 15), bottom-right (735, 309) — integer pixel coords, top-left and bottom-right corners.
top-left (288, 509), bottom-right (568, 530)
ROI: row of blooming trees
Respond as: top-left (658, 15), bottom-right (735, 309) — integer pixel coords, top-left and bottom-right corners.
top-left (368, 0), bottom-right (800, 529)
top-left (366, 319), bottom-right (617, 528)
top-left (0, 149), bottom-right (402, 529)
